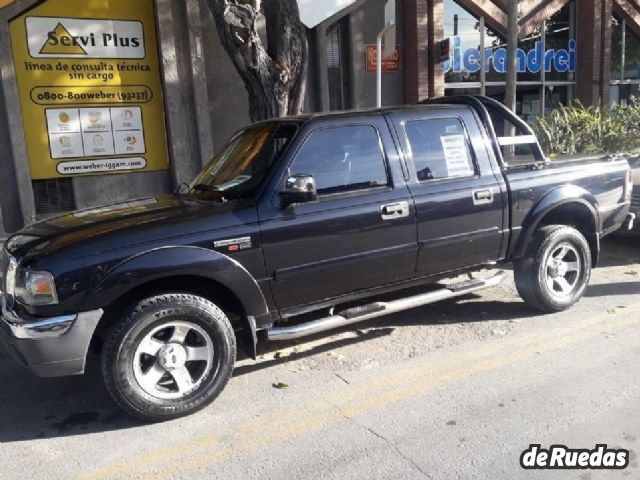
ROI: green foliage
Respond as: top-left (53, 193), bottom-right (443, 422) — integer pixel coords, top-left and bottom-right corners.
top-left (532, 98), bottom-right (640, 156)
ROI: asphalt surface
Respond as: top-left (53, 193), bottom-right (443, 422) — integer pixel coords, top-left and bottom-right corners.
top-left (1, 236), bottom-right (639, 480)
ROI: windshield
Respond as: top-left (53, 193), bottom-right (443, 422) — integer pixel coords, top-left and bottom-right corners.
top-left (188, 123), bottom-right (298, 200)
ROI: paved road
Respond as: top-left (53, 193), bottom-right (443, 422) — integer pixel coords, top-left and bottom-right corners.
top-left (1, 236), bottom-right (639, 480)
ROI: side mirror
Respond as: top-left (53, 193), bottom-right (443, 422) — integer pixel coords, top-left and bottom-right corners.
top-left (281, 174), bottom-right (318, 205)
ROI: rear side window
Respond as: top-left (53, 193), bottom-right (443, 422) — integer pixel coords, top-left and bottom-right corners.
top-left (290, 125), bottom-right (388, 195)
top-left (404, 118), bottom-right (475, 181)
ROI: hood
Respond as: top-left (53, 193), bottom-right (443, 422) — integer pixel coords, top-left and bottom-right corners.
top-left (5, 194), bottom-right (253, 261)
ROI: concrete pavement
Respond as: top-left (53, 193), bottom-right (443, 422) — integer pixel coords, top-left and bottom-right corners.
top-left (0, 236), bottom-right (639, 480)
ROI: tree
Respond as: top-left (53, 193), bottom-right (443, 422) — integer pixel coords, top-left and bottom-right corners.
top-left (206, 0), bottom-right (309, 122)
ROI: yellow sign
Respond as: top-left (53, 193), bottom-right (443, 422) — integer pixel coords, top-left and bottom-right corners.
top-left (10, 0), bottom-right (170, 179)
top-left (0, 0), bottom-right (16, 8)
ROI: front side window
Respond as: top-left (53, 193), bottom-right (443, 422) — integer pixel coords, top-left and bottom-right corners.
top-left (404, 118), bottom-right (475, 181)
top-left (290, 125), bottom-right (388, 196)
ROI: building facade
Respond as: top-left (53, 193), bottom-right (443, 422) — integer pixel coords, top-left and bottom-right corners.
top-left (0, 0), bottom-right (637, 235)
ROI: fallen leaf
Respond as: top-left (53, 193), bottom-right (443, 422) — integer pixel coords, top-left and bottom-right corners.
top-left (272, 382), bottom-right (289, 389)
top-left (624, 270), bottom-right (638, 276)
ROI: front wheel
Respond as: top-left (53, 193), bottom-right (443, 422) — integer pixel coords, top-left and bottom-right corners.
top-left (102, 293), bottom-right (236, 422)
top-left (514, 225), bottom-right (592, 313)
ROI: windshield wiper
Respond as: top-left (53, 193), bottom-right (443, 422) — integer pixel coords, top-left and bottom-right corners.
top-left (192, 183), bottom-right (218, 192)
top-left (191, 184), bottom-right (228, 202)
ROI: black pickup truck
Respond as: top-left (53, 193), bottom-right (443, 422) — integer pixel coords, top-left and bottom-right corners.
top-left (0, 96), bottom-right (635, 421)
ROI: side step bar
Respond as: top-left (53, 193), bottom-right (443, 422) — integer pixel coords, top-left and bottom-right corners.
top-left (267, 271), bottom-right (507, 341)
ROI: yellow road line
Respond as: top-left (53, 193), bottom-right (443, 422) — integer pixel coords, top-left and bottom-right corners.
top-left (76, 302), bottom-right (640, 480)
top-left (139, 313), bottom-right (640, 480)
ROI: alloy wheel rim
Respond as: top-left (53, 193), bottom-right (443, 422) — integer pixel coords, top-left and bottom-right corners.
top-left (133, 321), bottom-right (214, 400)
top-left (544, 242), bottom-right (582, 298)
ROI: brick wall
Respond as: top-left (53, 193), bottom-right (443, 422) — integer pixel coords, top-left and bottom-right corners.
top-left (576, 0), bottom-right (604, 106)
top-left (428, 0), bottom-right (445, 97)
top-left (403, 0), bottom-right (430, 102)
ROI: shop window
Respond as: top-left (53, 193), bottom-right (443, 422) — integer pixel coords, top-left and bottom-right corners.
top-left (326, 19), bottom-right (351, 111)
top-left (545, 5), bottom-right (575, 83)
top-left (443, 0), bottom-right (576, 119)
top-left (610, 12), bottom-right (640, 104)
top-left (33, 178), bottom-right (76, 214)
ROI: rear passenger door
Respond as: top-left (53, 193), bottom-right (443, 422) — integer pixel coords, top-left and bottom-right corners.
top-left (259, 115), bottom-right (418, 310)
top-left (389, 107), bottom-right (507, 276)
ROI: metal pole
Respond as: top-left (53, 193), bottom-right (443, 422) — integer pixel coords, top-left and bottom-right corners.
top-left (505, 0), bottom-right (518, 113)
top-left (377, 22), bottom-right (395, 108)
top-left (541, 20), bottom-right (546, 116)
top-left (621, 18), bottom-right (626, 82)
top-left (480, 16), bottom-right (486, 96)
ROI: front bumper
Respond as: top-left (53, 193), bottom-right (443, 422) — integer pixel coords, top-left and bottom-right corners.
top-left (0, 295), bottom-right (102, 377)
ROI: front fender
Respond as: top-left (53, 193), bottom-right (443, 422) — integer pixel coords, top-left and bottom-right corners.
top-left (78, 246), bottom-right (270, 324)
top-left (514, 185), bottom-right (600, 260)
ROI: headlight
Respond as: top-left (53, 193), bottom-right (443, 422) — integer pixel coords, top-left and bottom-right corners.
top-left (14, 269), bottom-right (59, 306)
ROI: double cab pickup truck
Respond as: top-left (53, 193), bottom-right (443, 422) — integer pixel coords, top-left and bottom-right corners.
top-left (0, 96), bottom-right (635, 421)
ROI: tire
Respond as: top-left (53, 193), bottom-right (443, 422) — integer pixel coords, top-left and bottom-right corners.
top-left (102, 293), bottom-right (236, 422)
top-left (514, 225), bottom-right (592, 313)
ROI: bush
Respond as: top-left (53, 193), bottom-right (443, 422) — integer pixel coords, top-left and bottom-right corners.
top-left (532, 98), bottom-right (640, 156)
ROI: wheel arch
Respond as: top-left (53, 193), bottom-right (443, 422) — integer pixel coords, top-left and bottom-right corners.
top-left (514, 186), bottom-right (601, 267)
top-left (82, 246), bottom-right (268, 359)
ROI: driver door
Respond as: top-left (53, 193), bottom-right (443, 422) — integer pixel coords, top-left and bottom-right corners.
top-left (258, 115), bottom-right (418, 310)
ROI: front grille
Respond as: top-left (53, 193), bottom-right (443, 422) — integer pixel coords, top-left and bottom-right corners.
top-left (633, 192), bottom-right (640, 208)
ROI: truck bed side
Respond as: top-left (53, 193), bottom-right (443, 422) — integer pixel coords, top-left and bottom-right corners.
top-left (505, 158), bottom-right (631, 264)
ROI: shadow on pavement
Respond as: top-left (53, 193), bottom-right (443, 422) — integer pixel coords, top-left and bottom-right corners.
top-left (234, 295), bottom-right (540, 377)
top-left (599, 235), bottom-right (640, 267)
top-left (0, 293), bottom-right (537, 443)
top-left (586, 281), bottom-right (640, 297)
top-left (0, 355), bottom-right (142, 443)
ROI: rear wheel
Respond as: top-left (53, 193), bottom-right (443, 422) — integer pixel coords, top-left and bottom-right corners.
top-left (102, 293), bottom-right (236, 422)
top-left (514, 225), bottom-right (591, 312)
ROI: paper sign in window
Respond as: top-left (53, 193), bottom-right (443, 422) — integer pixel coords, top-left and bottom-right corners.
top-left (440, 135), bottom-right (473, 177)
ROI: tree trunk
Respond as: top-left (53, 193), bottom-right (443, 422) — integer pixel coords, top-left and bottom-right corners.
top-left (207, 0), bottom-right (309, 122)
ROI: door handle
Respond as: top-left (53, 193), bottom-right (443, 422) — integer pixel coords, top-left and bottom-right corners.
top-left (473, 189), bottom-right (494, 205)
top-left (380, 201), bottom-right (409, 221)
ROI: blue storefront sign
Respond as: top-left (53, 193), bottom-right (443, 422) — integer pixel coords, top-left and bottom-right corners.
top-left (444, 36), bottom-right (577, 74)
